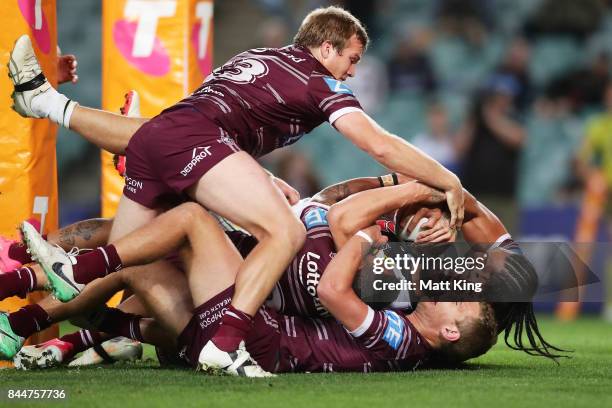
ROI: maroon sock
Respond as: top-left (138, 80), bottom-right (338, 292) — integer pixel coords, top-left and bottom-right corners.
top-left (8, 242), bottom-right (32, 265)
top-left (7, 235), bottom-right (47, 265)
top-left (73, 245), bottom-right (123, 285)
top-left (96, 308), bottom-right (144, 342)
top-left (211, 305), bottom-right (253, 352)
top-left (0, 267), bottom-right (37, 300)
top-left (7, 304), bottom-right (52, 338)
top-left (59, 329), bottom-right (104, 354)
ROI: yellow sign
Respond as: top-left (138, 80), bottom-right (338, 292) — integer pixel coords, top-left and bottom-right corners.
top-left (0, 0), bottom-right (60, 357)
top-left (101, 0), bottom-right (213, 217)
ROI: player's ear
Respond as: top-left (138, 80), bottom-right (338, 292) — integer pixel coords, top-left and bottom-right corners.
top-left (321, 41), bottom-right (333, 58)
top-left (440, 324), bottom-right (460, 342)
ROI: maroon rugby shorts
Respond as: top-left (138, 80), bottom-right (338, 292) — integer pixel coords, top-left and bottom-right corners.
top-left (124, 106), bottom-right (241, 209)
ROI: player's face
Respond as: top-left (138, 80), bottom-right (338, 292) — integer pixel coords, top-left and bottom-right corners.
top-left (418, 302), bottom-right (481, 329)
top-left (324, 34), bottom-right (364, 81)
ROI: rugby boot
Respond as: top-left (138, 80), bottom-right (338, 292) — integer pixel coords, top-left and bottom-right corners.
top-left (8, 35), bottom-right (51, 119)
top-left (198, 340), bottom-right (275, 378)
top-left (0, 313), bottom-right (24, 360)
top-left (68, 337), bottom-right (142, 367)
top-left (113, 90), bottom-right (140, 177)
top-left (20, 221), bottom-right (83, 302)
top-left (120, 90), bottom-right (140, 117)
top-left (13, 338), bottom-right (74, 370)
top-left (0, 236), bottom-right (22, 273)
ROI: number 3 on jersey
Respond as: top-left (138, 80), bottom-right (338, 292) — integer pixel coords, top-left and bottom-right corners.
top-left (214, 58), bottom-right (269, 84)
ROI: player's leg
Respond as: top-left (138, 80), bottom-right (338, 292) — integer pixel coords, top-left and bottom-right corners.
top-left (0, 218), bottom-right (115, 302)
top-left (8, 35), bottom-right (146, 155)
top-left (21, 196), bottom-right (159, 302)
top-left (47, 218), bottom-right (113, 250)
top-left (13, 280), bottom-right (149, 370)
top-left (187, 152), bottom-right (305, 351)
top-left (68, 106), bottom-right (147, 154)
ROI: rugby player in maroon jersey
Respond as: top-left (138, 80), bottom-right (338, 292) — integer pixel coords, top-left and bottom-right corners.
top-left (5, 216), bottom-right (496, 375)
top-left (9, 7), bottom-right (467, 373)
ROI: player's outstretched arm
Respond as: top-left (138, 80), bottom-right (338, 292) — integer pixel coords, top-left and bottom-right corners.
top-left (327, 181), bottom-right (445, 248)
top-left (334, 111), bottom-right (464, 229)
top-left (312, 176), bottom-right (383, 205)
top-left (318, 226), bottom-right (386, 331)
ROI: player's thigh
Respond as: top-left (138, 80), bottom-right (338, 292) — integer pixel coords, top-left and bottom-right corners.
top-left (121, 261), bottom-right (193, 337)
top-left (186, 151), bottom-right (299, 239)
top-left (116, 294), bottom-right (148, 316)
top-left (175, 203), bottom-right (244, 305)
top-left (108, 195), bottom-right (160, 243)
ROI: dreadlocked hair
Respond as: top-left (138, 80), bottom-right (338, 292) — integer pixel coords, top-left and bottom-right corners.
top-left (493, 302), bottom-right (569, 362)
top-left (486, 251), bottom-right (569, 361)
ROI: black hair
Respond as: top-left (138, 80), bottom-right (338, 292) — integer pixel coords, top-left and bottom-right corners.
top-left (487, 252), bottom-right (569, 361)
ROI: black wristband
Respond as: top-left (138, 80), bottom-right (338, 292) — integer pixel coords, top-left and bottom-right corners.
top-left (377, 176), bottom-right (385, 187)
top-left (392, 173), bottom-right (399, 185)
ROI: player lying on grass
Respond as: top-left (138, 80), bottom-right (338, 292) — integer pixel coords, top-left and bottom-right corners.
top-left (8, 6), bottom-right (467, 370)
top-left (1, 177), bottom-right (563, 368)
top-left (5, 210), bottom-right (497, 375)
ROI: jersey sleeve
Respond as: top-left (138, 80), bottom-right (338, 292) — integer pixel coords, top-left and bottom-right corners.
top-left (349, 307), bottom-right (430, 362)
top-left (308, 75), bottom-right (363, 125)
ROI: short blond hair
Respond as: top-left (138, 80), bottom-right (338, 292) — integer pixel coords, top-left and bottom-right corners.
top-left (435, 302), bottom-right (498, 364)
top-left (294, 6), bottom-right (368, 52)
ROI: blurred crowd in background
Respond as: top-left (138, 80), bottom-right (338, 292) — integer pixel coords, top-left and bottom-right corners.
top-left (53, 1), bottom-right (612, 316)
top-left (54, 0), bottom-right (612, 224)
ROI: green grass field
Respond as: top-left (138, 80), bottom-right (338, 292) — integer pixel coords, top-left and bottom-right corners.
top-left (1, 317), bottom-right (610, 408)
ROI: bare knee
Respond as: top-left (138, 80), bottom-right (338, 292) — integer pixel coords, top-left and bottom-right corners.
top-left (173, 202), bottom-right (211, 231)
top-left (253, 213), bottom-right (306, 254)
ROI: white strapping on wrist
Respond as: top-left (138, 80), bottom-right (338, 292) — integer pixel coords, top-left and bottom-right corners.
top-left (356, 230), bottom-right (373, 244)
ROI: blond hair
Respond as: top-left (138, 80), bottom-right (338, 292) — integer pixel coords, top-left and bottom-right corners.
top-left (435, 302), bottom-right (498, 364)
top-left (294, 6), bottom-right (368, 52)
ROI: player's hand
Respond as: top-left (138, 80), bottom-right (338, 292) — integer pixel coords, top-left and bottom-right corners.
top-left (415, 209), bottom-right (455, 243)
top-left (57, 54), bottom-right (78, 84)
top-left (361, 225), bottom-right (388, 248)
top-left (272, 176), bottom-right (300, 205)
top-left (445, 183), bottom-right (464, 232)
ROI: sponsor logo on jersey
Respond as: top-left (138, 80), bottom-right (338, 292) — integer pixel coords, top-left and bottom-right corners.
top-left (196, 86), bottom-right (225, 98)
top-left (382, 310), bottom-right (405, 350)
top-left (279, 50), bottom-right (306, 63)
top-left (124, 175), bottom-right (144, 194)
top-left (303, 207), bottom-right (328, 230)
top-left (323, 77), bottom-right (354, 95)
top-left (181, 146), bottom-right (212, 176)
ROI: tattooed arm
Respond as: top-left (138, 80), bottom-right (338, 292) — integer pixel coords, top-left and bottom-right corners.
top-left (311, 177), bottom-right (385, 205)
top-left (46, 218), bottom-right (113, 250)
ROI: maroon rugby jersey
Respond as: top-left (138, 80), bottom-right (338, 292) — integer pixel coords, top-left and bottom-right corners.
top-left (247, 306), bottom-right (430, 373)
top-left (172, 45), bottom-right (363, 157)
top-left (268, 200), bottom-right (336, 318)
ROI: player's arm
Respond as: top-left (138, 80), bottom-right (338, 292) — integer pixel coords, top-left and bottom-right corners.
top-left (334, 111), bottom-right (464, 229)
top-left (327, 181), bottom-right (445, 248)
top-left (311, 174), bottom-right (401, 205)
top-left (416, 189), bottom-right (507, 244)
top-left (318, 225), bottom-right (385, 331)
top-left (460, 190), bottom-right (508, 243)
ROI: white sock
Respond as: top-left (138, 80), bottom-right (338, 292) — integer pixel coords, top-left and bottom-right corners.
top-left (30, 87), bottom-right (78, 128)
